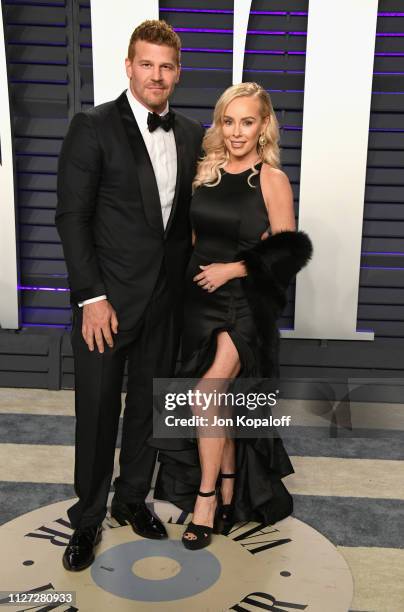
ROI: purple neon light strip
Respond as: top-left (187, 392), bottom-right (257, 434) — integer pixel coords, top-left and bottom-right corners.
top-left (364, 252), bottom-right (404, 256)
top-left (8, 41), bottom-right (66, 48)
top-left (267, 89), bottom-right (304, 93)
top-left (10, 79), bottom-right (67, 85)
top-left (175, 27), bottom-right (232, 34)
top-left (175, 27), bottom-right (307, 35)
top-left (250, 11), bottom-right (308, 16)
top-left (182, 67), bottom-right (306, 74)
top-left (160, 8), bottom-right (308, 15)
top-left (183, 66), bottom-right (404, 77)
top-left (362, 266), bottom-right (404, 270)
top-left (161, 7), bottom-right (233, 13)
top-left (22, 323), bottom-right (69, 328)
top-left (182, 47), bottom-right (232, 53)
top-left (176, 27), bottom-right (404, 39)
top-left (10, 60), bottom-right (67, 67)
top-left (279, 327), bottom-right (376, 333)
top-left (19, 286), bottom-right (69, 292)
top-left (201, 124), bottom-right (404, 132)
top-left (371, 128), bottom-right (404, 132)
top-left (6, 0), bottom-right (63, 5)
top-left (181, 66), bottom-right (229, 72)
top-left (161, 7), bottom-right (404, 17)
top-left (246, 68), bottom-right (304, 74)
top-left (181, 48), bottom-right (302, 55)
top-left (185, 49), bottom-right (404, 57)
top-left (6, 22), bottom-right (66, 28)
top-left (280, 126), bottom-right (404, 132)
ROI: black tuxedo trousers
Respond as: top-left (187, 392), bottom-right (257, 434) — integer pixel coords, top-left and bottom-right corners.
top-left (67, 266), bottom-right (178, 529)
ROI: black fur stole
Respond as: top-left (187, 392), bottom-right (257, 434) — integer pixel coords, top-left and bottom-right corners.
top-left (237, 230), bottom-right (313, 377)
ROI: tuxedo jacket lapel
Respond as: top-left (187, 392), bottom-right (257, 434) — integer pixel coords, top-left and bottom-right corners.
top-left (115, 92), bottom-right (164, 235)
top-left (165, 116), bottom-right (186, 236)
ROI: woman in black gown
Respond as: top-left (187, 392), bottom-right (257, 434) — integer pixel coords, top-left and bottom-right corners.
top-left (153, 82), bottom-right (312, 549)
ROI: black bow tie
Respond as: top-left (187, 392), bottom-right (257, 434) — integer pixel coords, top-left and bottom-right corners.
top-left (147, 110), bottom-right (175, 133)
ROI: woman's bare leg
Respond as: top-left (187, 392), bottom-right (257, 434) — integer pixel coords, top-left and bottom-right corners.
top-left (220, 438), bottom-right (236, 505)
top-left (183, 332), bottom-right (240, 541)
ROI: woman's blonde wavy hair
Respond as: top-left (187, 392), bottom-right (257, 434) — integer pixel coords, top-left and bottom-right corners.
top-left (193, 82), bottom-right (280, 191)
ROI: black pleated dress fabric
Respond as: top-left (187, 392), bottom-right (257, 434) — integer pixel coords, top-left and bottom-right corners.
top-left (152, 163), bottom-right (294, 525)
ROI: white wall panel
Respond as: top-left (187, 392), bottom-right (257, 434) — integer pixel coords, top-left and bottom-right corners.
top-left (90, 1), bottom-right (159, 105)
top-left (0, 7), bottom-right (19, 329)
top-left (283, 0), bottom-right (378, 341)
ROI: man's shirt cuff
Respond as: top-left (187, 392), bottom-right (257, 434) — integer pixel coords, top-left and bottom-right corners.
top-left (78, 295), bottom-right (107, 307)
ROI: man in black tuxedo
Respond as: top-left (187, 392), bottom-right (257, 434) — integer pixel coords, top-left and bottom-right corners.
top-left (56, 20), bottom-right (203, 571)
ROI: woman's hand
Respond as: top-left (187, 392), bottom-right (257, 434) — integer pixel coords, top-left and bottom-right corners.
top-left (193, 262), bottom-right (246, 292)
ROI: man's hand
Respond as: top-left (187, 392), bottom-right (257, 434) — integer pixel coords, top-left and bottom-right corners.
top-left (82, 300), bottom-right (118, 353)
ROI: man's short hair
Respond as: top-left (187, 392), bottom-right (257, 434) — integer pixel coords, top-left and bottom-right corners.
top-left (127, 20), bottom-right (181, 65)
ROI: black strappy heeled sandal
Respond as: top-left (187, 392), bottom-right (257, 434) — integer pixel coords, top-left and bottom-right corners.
top-left (182, 489), bottom-right (217, 550)
top-left (214, 473), bottom-right (236, 535)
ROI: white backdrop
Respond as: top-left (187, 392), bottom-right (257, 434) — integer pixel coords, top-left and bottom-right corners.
top-left (283, 0), bottom-right (378, 340)
top-left (90, 0), bottom-right (159, 105)
top-left (0, 6), bottom-right (19, 329)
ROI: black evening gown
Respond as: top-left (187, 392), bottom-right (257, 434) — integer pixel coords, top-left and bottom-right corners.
top-left (153, 163), bottom-right (294, 525)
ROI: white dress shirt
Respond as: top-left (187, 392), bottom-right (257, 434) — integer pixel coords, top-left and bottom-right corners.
top-left (79, 88), bottom-right (178, 307)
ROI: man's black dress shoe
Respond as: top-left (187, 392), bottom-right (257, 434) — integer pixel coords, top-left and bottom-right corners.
top-left (62, 524), bottom-right (102, 571)
top-left (111, 498), bottom-right (168, 539)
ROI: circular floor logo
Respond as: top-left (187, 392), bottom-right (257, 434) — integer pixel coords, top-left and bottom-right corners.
top-left (0, 498), bottom-right (353, 611)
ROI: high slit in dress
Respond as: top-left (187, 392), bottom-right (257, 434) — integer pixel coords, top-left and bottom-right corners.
top-left (152, 162), bottom-right (294, 525)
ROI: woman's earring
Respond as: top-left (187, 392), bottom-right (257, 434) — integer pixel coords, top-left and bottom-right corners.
top-left (259, 133), bottom-right (267, 147)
